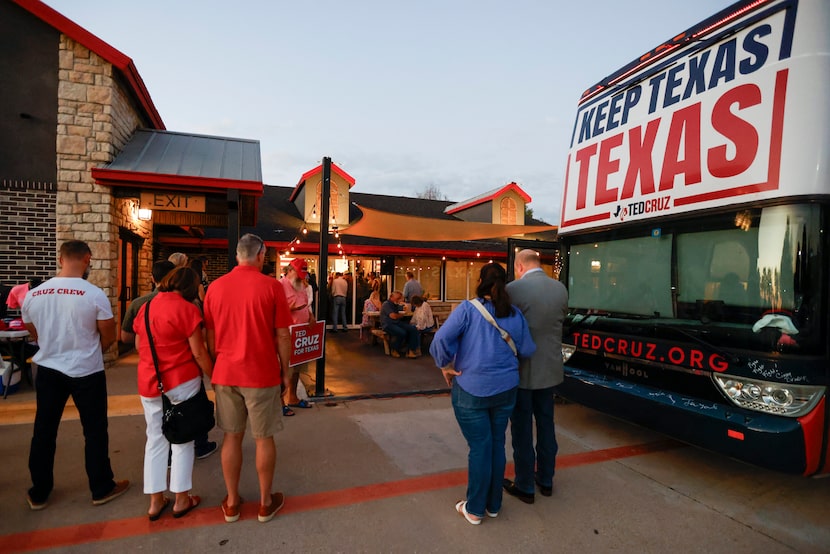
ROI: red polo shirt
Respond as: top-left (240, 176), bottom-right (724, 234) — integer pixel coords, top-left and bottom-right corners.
top-left (204, 265), bottom-right (291, 387)
top-left (133, 292), bottom-right (203, 397)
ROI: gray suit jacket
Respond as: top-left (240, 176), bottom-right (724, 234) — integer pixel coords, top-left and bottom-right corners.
top-left (506, 269), bottom-right (569, 389)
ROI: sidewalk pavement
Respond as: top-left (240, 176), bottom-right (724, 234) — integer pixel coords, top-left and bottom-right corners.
top-left (1, 331), bottom-right (828, 553)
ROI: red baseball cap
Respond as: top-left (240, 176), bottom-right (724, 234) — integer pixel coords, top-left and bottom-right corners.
top-left (289, 258), bottom-right (308, 279)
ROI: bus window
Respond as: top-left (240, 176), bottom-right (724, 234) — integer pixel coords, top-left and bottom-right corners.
top-left (569, 235), bottom-right (672, 317)
top-left (674, 204), bottom-right (821, 352)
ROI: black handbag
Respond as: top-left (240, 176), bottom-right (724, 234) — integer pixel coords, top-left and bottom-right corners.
top-left (144, 299), bottom-right (215, 444)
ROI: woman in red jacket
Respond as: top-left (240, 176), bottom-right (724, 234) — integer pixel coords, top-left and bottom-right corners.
top-left (133, 267), bottom-right (213, 520)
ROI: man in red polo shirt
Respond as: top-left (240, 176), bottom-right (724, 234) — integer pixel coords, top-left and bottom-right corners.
top-left (203, 234), bottom-right (292, 524)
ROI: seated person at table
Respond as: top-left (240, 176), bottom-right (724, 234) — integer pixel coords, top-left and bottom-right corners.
top-left (380, 291), bottom-right (420, 358)
top-left (361, 291), bottom-right (382, 327)
top-left (409, 295), bottom-right (434, 332)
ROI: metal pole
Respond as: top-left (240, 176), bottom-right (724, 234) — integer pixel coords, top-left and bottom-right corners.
top-left (314, 157), bottom-right (332, 397)
top-left (226, 189), bottom-right (240, 271)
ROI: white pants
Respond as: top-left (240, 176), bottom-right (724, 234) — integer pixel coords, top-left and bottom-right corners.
top-left (140, 376), bottom-right (202, 494)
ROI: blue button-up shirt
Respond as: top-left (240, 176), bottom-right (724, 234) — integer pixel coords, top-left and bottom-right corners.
top-left (430, 299), bottom-right (535, 397)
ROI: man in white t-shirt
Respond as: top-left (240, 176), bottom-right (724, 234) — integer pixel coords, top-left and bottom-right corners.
top-left (21, 240), bottom-right (129, 510)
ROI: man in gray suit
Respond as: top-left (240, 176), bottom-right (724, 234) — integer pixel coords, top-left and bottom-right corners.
top-left (503, 249), bottom-right (568, 504)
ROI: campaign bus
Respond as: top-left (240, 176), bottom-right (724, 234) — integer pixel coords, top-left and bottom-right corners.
top-left (557, 0), bottom-right (829, 475)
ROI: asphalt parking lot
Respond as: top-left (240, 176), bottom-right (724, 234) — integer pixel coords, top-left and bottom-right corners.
top-left (1, 335), bottom-right (828, 553)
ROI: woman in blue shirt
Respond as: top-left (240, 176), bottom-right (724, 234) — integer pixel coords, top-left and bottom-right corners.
top-left (430, 263), bottom-right (535, 524)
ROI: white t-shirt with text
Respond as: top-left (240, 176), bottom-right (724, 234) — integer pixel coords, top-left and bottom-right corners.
top-left (21, 277), bottom-right (113, 377)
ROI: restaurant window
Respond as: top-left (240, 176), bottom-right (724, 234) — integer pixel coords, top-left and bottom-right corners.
top-left (395, 257), bottom-right (440, 299)
top-left (418, 258), bottom-right (441, 300)
top-left (445, 260), bottom-right (489, 301)
top-left (501, 197), bottom-right (517, 225)
top-left (445, 261), bottom-right (470, 301)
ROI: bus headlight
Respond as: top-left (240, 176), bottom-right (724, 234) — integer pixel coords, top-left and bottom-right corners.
top-left (562, 344), bottom-right (576, 363)
top-left (713, 374), bottom-right (825, 417)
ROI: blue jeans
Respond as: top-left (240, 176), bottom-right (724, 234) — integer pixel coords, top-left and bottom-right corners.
top-left (452, 381), bottom-right (517, 518)
top-left (383, 322), bottom-right (419, 354)
top-left (510, 387), bottom-right (558, 493)
top-left (332, 296), bottom-right (347, 330)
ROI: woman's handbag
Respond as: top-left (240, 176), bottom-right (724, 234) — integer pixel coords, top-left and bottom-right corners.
top-left (144, 299), bottom-right (215, 444)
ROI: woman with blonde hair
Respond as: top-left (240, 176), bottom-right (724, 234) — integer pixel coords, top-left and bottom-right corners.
top-left (361, 290), bottom-right (382, 327)
top-left (133, 266), bottom-right (213, 520)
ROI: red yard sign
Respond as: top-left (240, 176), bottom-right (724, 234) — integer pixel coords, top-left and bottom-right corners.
top-left (289, 321), bottom-right (325, 366)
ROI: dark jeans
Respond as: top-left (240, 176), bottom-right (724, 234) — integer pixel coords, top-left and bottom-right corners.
top-left (383, 322), bottom-right (419, 354)
top-left (452, 381), bottom-right (517, 518)
top-left (332, 296), bottom-right (347, 330)
top-left (510, 386), bottom-right (558, 493)
top-left (28, 365), bottom-right (116, 503)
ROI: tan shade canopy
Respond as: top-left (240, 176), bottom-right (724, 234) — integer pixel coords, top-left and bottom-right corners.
top-left (339, 204), bottom-right (557, 242)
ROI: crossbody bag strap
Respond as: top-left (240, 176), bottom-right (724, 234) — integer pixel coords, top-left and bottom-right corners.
top-left (143, 299), bottom-right (166, 394)
top-left (470, 298), bottom-right (517, 356)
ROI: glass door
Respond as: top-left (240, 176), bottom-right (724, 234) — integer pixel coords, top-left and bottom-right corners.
top-left (117, 228), bottom-right (142, 355)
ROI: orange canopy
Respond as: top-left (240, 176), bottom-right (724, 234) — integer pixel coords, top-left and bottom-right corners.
top-left (339, 204), bottom-right (556, 242)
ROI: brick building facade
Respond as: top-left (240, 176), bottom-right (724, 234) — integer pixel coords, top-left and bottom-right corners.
top-left (2, 0), bottom-right (260, 361)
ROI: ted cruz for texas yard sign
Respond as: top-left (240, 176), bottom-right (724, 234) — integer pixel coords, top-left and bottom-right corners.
top-left (289, 321), bottom-right (325, 366)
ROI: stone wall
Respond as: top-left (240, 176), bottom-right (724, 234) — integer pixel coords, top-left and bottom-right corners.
top-left (56, 36), bottom-right (151, 360)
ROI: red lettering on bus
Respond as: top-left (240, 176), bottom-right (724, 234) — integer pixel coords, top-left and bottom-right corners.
top-left (575, 144), bottom-right (598, 209)
top-left (709, 353), bottom-right (729, 372)
top-left (620, 119), bottom-right (661, 200)
top-left (708, 83), bottom-right (761, 178)
top-left (645, 343), bottom-right (657, 360)
top-left (618, 339), bottom-right (629, 355)
top-left (668, 346), bottom-right (685, 364)
top-left (629, 341), bottom-right (642, 357)
top-left (689, 349), bottom-right (704, 369)
top-left (659, 103), bottom-right (702, 191)
top-left (596, 132), bottom-right (624, 205)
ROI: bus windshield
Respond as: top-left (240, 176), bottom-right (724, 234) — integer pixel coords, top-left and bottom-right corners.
top-left (567, 203), bottom-right (823, 355)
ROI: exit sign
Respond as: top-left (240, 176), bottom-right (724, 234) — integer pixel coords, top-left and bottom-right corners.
top-left (140, 192), bottom-right (206, 212)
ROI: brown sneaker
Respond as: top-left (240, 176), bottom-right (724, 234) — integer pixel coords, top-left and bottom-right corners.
top-left (92, 480), bottom-right (130, 506)
top-left (221, 495), bottom-right (243, 523)
top-left (258, 492), bottom-right (285, 523)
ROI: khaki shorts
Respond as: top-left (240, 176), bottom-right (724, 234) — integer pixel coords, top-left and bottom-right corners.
top-left (213, 384), bottom-right (283, 438)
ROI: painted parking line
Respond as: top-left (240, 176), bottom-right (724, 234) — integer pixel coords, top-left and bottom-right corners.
top-left (3, 439), bottom-right (683, 553)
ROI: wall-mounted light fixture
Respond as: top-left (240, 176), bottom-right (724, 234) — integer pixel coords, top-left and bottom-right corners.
top-left (137, 208), bottom-right (152, 221)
